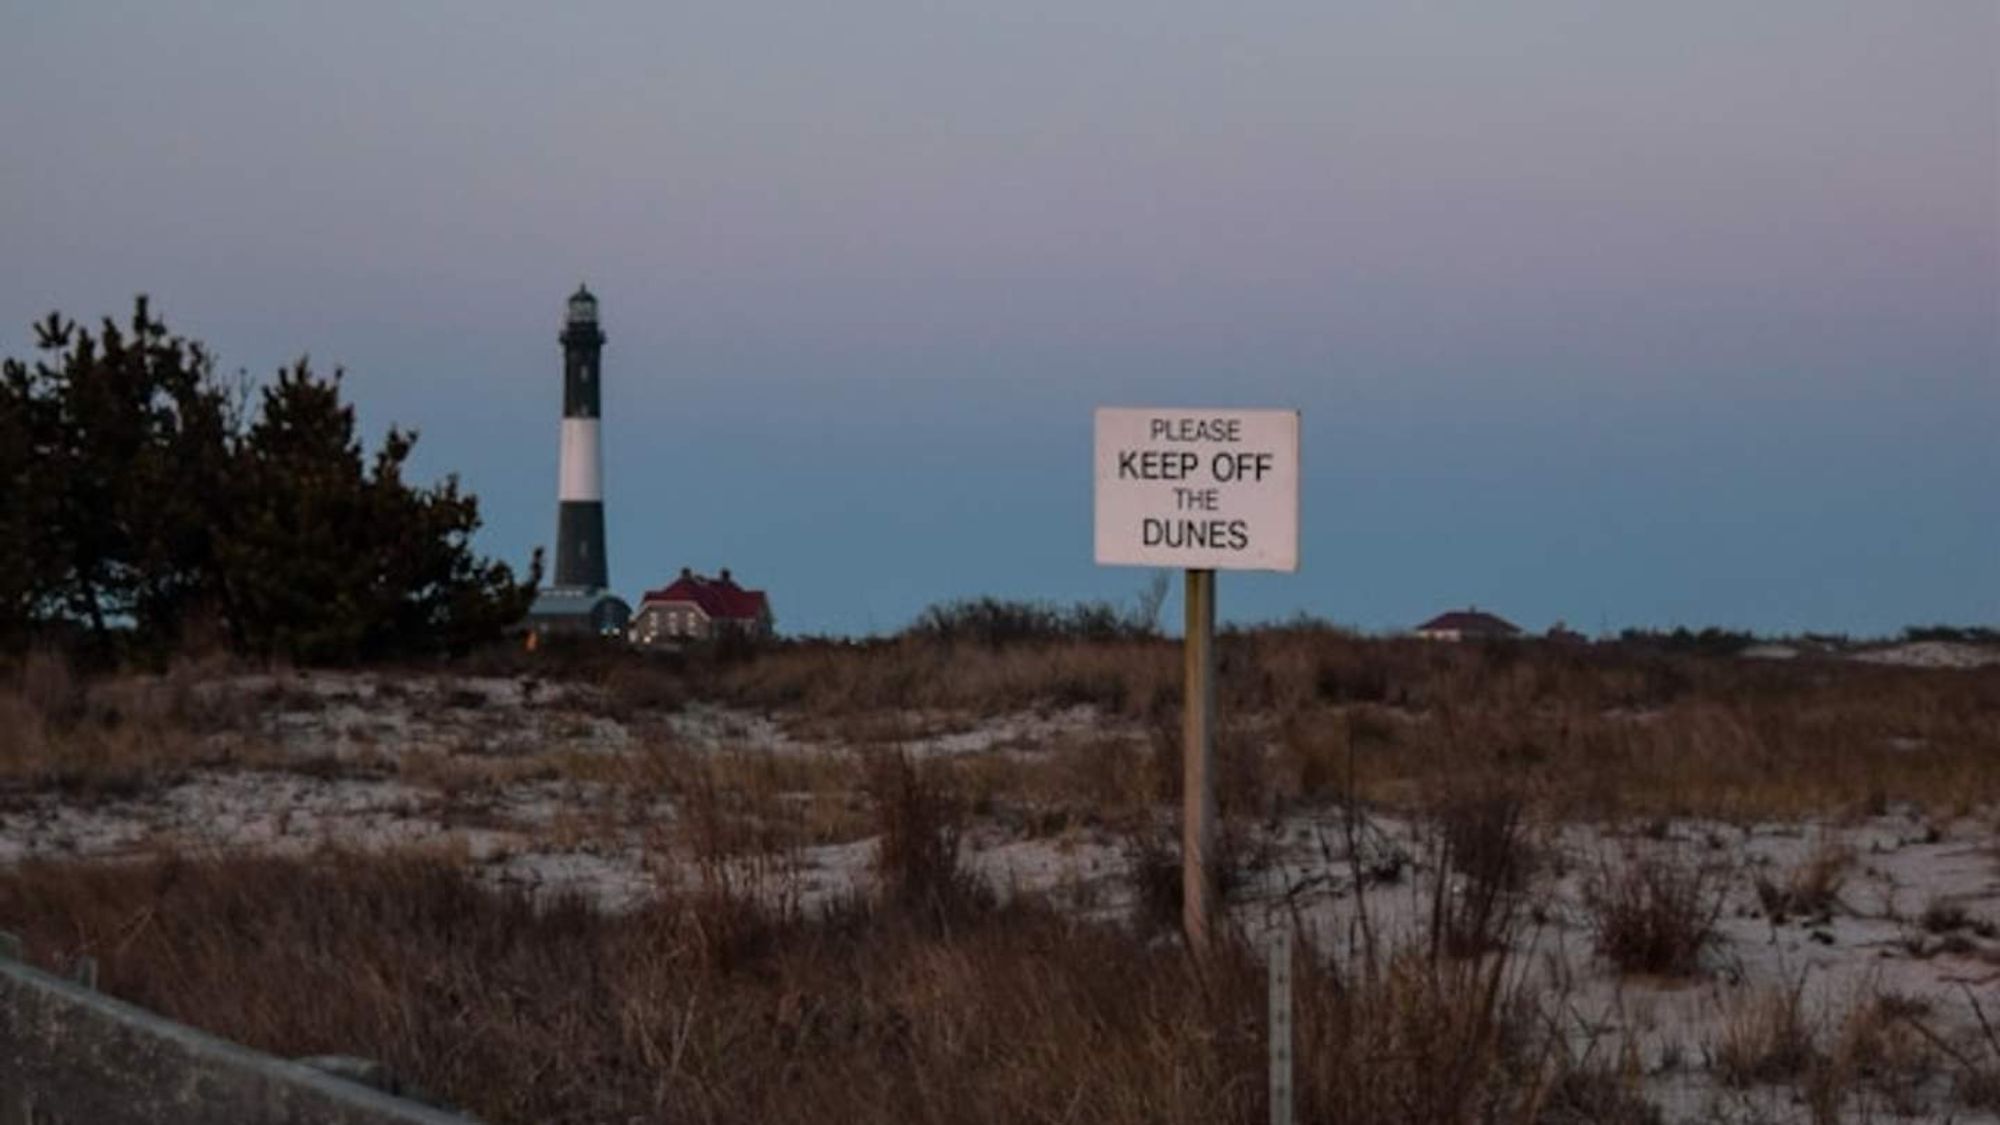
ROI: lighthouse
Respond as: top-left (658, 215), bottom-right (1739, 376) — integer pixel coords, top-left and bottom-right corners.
top-left (556, 284), bottom-right (608, 589)
top-left (526, 285), bottom-right (630, 638)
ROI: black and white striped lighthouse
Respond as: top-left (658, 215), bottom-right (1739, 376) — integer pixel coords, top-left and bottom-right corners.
top-left (555, 284), bottom-right (608, 590)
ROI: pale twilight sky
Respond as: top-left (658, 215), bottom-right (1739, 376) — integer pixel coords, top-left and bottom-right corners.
top-left (2, 2), bottom-right (1994, 636)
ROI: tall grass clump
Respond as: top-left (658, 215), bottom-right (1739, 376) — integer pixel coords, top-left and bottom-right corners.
top-left (0, 852), bottom-right (1268, 1125)
top-left (2, 848), bottom-right (1641, 1125)
top-left (1583, 847), bottom-right (1724, 976)
top-left (907, 595), bottom-right (1159, 647)
top-left (0, 648), bottom-right (253, 795)
top-left (1713, 979), bottom-right (1818, 1088)
top-left (1427, 788), bottom-right (1535, 958)
top-left (864, 751), bottom-right (988, 924)
top-left (1753, 838), bottom-right (1851, 925)
top-left (1296, 944), bottom-right (1523, 1120)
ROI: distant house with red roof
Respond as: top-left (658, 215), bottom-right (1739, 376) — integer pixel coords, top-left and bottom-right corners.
top-left (1413, 607), bottom-right (1521, 642)
top-left (629, 568), bottom-right (773, 646)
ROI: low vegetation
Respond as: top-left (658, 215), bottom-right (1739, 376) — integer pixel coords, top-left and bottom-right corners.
top-left (1752, 838), bottom-right (1851, 926)
top-left (4, 624), bottom-right (1999, 1122)
top-left (3, 837), bottom-right (1574, 1125)
top-left (1582, 847), bottom-right (1724, 977)
top-left (566, 620), bottom-right (2000, 822)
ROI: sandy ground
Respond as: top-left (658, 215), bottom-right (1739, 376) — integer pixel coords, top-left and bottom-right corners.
top-left (1852, 642), bottom-right (2000, 670)
top-left (4, 669), bottom-right (1998, 1123)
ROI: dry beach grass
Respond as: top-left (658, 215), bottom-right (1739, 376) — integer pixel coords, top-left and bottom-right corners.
top-left (3, 630), bottom-right (2000, 1122)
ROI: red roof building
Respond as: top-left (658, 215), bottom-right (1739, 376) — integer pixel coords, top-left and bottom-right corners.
top-left (629, 568), bottom-right (773, 646)
top-left (1413, 607), bottom-right (1521, 642)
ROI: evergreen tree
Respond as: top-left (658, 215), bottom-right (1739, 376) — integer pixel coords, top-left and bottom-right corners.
top-left (220, 361), bottom-right (537, 663)
top-left (0, 301), bottom-right (233, 654)
top-left (1, 299), bottom-right (535, 663)
top-left (221, 362), bottom-right (375, 661)
top-left (0, 349), bottom-right (49, 641)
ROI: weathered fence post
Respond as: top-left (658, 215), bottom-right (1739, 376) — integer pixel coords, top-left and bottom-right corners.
top-left (1269, 926), bottom-right (1293, 1125)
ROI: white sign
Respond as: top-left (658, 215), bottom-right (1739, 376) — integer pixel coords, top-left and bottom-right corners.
top-left (1094, 407), bottom-right (1299, 572)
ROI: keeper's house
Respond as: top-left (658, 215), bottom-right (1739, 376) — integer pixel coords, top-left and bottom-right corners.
top-left (629, 568), bottom-right (773, 646)
top-left (525, 588), bottom-right (631, 639)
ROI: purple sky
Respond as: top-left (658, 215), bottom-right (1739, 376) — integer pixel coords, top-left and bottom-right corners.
top-left (3, 3), bottom-right (1994, 636)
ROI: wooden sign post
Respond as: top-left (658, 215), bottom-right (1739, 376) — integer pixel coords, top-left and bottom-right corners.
top-left (1183, 568), bottom-right (1217, 945)
top-left (1094, 408), bottom-right (1299, 950)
